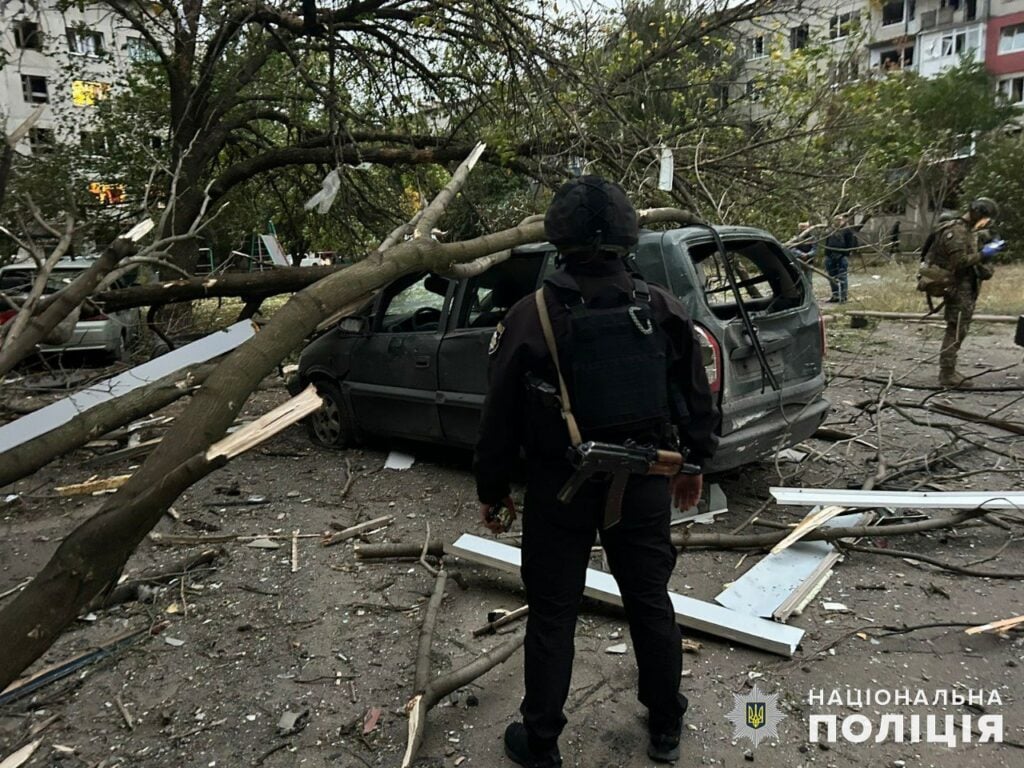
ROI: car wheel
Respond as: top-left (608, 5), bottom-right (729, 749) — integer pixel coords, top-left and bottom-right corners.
top-left (307, 378), bottom-right (357, 448)
top-left (109, 331), bottom-right (129, 363)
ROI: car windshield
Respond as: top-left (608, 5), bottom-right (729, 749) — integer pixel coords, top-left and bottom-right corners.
top-left (0, 267), bottom-right (84, 294)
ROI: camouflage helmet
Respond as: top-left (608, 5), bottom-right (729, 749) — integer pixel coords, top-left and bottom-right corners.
top-left (968, 197), bottom-right (999, 221)
top-left (544, 176), bottom-right (639, 255)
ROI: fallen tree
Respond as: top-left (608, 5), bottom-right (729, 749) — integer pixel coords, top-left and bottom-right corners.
top-left (0, 146), bottom-right (519, 687)
top-left (0, 362), bottom-right (214, 489)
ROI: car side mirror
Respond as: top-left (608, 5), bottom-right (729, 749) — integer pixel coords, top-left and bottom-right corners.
top-left (339, 316), bottom-right (368, 334)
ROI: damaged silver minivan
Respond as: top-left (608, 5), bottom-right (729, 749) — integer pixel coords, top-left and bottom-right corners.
top-left (291, 225), bottom-right (829, 472)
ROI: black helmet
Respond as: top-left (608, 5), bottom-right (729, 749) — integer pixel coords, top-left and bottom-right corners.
top-left (544, 176), bottom-right (638, 255)
top-left (969, 197), bottom-right (999, 221)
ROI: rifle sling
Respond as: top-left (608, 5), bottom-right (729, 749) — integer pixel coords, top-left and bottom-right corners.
top-left (535, 287), bottom-right (583, 447)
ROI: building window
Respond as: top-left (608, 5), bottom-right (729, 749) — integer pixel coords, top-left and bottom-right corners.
top-left (999, 76), bottom-right (1024, 105)
top-left (71, 80), bottom-right (111, 106)
top-left (747, 34), bottom-right (766, 59)
top-left (999, 24), bottom-right (1024, 54)
top-left (67, 28), bottom-right (105, 56)
top-left (790, 24), bottom-right (809, 51)
top-left (125, 36), bottom-right (157, 62)
top-left (930, 27), bottom-right (981, 59)
top-left (13, 20), bottom-right (42, 50)
top-left (964, 0), bottom-right (977, 22)
top-left (829, 12), bottom-right (858, 41)
top-left (28, 128), bottom-right (55, 152)
top-left (880, 46), bottom-right (914, 69)
top-left (20, 75), bottom-right (49, 104)
top-left (745, 80), bottom-right (763, 101)
top-left (882, 1), bottom-right (906, 26)
top-left (80, 131), bottom-right (112, 156)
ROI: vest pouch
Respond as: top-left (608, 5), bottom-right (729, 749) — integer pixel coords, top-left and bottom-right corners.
top-left (569, 302), bottom-right (670, 436)
top-left (916, 263), bottom-right (953, 298)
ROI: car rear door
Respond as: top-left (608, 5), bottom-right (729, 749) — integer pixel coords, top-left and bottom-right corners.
top-left (437, 251), bottom-right (549, 446)
top-left (345, 273), bottom-right (453, 441)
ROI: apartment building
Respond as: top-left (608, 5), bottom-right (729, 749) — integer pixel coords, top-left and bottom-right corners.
top-left (988, 1), bottom-right (1024, 105)
top-left (1, 1), bottom-right (150, 157)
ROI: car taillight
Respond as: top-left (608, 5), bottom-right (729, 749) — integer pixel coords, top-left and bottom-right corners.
top-left (818, 315), bottom-right (827, 359)
top-left (0, 310), bottom-right (16, 325)
top-left (82, 312), bottom-right (108, 321)
top-left (694, 324), bottom-right (722, 395)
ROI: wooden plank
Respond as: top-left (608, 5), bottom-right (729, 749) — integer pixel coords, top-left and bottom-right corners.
top-left (965, 615), bottom-right (1024, 635)
top-left (55, 473), bottom-right (132, 496)
top-left (770, 487), bottom-right (1024, 510)
top-left (0, 320), bottom-right (257, 454)
top-left (770, 505), bottom-right (847, 554)
top-left (446, 534), bottom-right (803, 657)
top-left (322, 515), bottom-right (394, 547)
top-left (205, 385), bottom-right (322, 460)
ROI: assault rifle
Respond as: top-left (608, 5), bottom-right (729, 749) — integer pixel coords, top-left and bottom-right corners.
top-left (558, 440), bottom-right (701, 528)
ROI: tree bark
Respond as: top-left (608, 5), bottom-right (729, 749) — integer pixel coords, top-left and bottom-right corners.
top-left (0, 362), bottom-right (214, 490)
top-left (0, 239), bottom-right (137, 377)
top-left (0, 167), bottom-right (549, 689)
top-left (94, 264), bottom-right (347, 311)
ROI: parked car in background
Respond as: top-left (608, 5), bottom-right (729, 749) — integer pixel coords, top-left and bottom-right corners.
top-left (0, 258), bottom-right (142, 361)
top-left (289, 225), bottom-right (830, 473)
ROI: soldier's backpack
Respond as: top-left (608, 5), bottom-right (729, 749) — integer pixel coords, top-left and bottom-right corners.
top-left (916, 223), bottom-right (955, 298)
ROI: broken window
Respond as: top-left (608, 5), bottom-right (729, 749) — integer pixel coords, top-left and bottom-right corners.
top-left (28, 127), bottom-right (54, 152)
top-left (20, 74), bottom-right (49, 103)
top-left (379, 273), bottom-right (450, 333)
top-left (829, 12), bottom-right (858, 40)
top-left (67, 27), bottom-right (104, 56)
top-left (80, 131), bottom-right (112, 156)
top-left (881, 1), bottom-right (906, 26)
top-left (965, 0), bottom-right (977, 21)
top-left (936, 27), bottom-right (980, 58)
top-left (999, 24), bottom-right (1024, 54)
top-left (747, 34), bottom-right (766, 59)
top-left (879, 46), bottom-right (914, 69)
top-left (789, 24), bottom-right (809, 51)
top-left (998, 76), bottom-right (1024, 105)
top-left (13, 20), bottom-right (42, 50)
top-left (687, 239), bottom-right (805, 320)
top-left (125, 36), bottom-right (157, 62)
top-left (460, 255), bottom-right (544, 329)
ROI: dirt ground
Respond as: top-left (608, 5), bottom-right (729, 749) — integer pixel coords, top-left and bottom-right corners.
top-left (1, 313), bottom-right (1023, 768)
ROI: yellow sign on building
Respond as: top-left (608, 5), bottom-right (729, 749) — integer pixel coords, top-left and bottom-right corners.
top-left (71, 80), bottom-right (111, 107)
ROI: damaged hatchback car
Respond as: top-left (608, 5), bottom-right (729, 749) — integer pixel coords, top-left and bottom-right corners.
top-left (289, 225), bottom-right (829, 472)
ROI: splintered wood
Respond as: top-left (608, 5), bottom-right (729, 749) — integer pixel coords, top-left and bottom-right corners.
top-left (206, 386), bottom-right (322, 460)
top-left (55, 474), bottom-right (132, 496)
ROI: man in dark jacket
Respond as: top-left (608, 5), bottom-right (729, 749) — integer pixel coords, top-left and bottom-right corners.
top-left (824, 215), bottom-right (856, 302)
top-left (474, 176), bottom-right (719, 767)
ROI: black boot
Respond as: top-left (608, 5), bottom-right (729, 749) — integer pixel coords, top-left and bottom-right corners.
top-left (503, 722), bottom-right (562, 768)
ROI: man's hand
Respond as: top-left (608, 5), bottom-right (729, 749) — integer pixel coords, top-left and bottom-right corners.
top-left (671, 473), bottom-right (703, 511)
top-left (479, 496), bottom-right (517, 534)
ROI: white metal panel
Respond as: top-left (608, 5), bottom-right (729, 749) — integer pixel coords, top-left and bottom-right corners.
top-left (0, 320), bottom-right (256, 454)
top-left (446, 534), bottom-right (804, 657)
top-left (770, 487), bottom-right (1024, 510)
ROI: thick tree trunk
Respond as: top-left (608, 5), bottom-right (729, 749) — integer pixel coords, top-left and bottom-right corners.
top-left (94, 264), bottom-right (346, 310)
top-left (0, 362), bottom-right (214, 489)
top-left (0, 239), bottom-right (137, 377)
top-left (0, 225), bottom-right (547, 690)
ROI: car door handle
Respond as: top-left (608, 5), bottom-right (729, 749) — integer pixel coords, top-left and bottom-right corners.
top-left (414, 355), bottom-right (431, 369)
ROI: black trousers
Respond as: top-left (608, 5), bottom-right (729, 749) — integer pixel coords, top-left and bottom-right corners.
top-left (519, 467), bottom-right (687, 750)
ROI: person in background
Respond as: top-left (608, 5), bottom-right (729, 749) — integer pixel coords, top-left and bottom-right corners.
top-left (824, 214), bottom-right (856, 303)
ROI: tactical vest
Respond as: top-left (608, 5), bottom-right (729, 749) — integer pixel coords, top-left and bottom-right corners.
top-left (550, 274), bottom-right (671, 440)
top-left (916, 220), bottom-right (958, 297)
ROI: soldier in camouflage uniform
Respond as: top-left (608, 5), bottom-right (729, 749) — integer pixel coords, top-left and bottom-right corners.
top-left (923, 197), bottom-right (999, 388)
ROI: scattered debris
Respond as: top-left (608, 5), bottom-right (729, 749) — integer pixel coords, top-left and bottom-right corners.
top-left (673, 483), bottom-right (728, 525)
top-left (322, 515), bottom-right (394, 547)
top-left (447, 534), bottom-right (803, 657)
top-left (163, 636), bottom-right (185, 647)
top-left (472, 605), bottom-right (529, 637)
top-left (205, 386), bottom-right (322, 461)
top-left (0, 740), bottom-right (41, 768)
top-left (770, 505), bottom-right (847, 555)
top-left (291, 529), bottom-right (300, 573)
top-left (385, 451), bottom-right (416, 471)
top-left (770, 487), bottom-right (1024, 511)
top-left (246, 537), bottom-right (283, 550)
top-left (0, 578), bottom-right (30, 602)
top-left (55, 473), bottom-right (133, 497)
top-left (276, 709), bottom-right (310, 737)
top-left (776, 448), bottom-right (808, 463)
top-left (0, 320), bottom-right (256, 454)
top-left (965, 615), bottom-right (1024, 636)
top-left (821, 602), bottom-right (850, 613)
top-left (605, 643), bottom-right (628, 654)
top-left (362, 706), bottom-right (383, 735)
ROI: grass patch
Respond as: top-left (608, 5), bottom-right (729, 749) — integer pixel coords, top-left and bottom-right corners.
top-left (823, 260), bottom-right (1023, 316)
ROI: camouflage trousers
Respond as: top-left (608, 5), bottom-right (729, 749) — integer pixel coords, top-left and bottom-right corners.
top-left (939, 282), bottom-right (977, 372)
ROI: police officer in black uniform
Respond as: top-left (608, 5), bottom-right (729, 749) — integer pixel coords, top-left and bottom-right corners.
top-left (474, 176), bottom-right (720, 766)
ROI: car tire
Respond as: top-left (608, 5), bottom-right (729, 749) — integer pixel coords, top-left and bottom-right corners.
top-left (307, 378), bottom-right (357, 448)
top-left (109, 331), bottom-right (129, 363)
